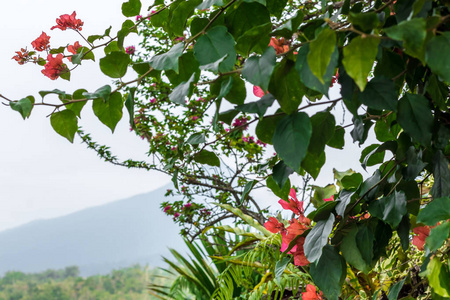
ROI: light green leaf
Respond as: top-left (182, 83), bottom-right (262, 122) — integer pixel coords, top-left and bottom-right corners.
top-left (426, 32), bottom-right (450, 83)
top-left (186, 133), bottom-right (206, 145)
top-left (50, 110), bottom-right (78, 143)
top-left (417, 197), bottom-right (450, 225)
top-left (169, 73), bottom-right (195, 105)
top-left (307, 27), bottom-right (336, 84)
top-left (426, 221), bottom-right (450, 252)
top-left (10, 96), bottom-right (34, 119)
top-left (100, 51), bottom-right (130, 78)
top-left (385, 18), bottom-right (427, 62)
top-left (342, 36), bottom-right (379, 91)
top-left (425, 257), bottom-right (450, 297)
top-left (196, 0), bottom-right (224, 10)
top-left (122, 0), bottom-right (141, 17)
top-left (193, 150), bottom-right (220, 167)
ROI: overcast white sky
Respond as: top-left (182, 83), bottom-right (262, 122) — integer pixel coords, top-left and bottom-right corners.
top-left (0, 0), bottom-right (374, 232)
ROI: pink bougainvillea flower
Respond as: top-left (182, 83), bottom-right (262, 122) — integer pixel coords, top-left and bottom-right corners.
top-left (330, 69), bottom-right (339, 87)
top-left (264, 217), bottom-right (285, 233)
top-left (183, 203), bottom-right (192, 209)
top-left (253, 86), bottom-right (267, 98)
top-left (31, 32), bottom-right (50, 52)
top-left (292, 237), bottom-right (309, 266)
top-left (41, 54), bottom-right (67, 80)
top-left (125, 46), bottom-right (135, 55)
top-left (163, 205), bottom-right (172, 213)
top-left (232, 116), bottom-right (248, 130)
top-left (413, 226), bottom-right (431, 251)
top-left (323, 195), bottom-right (334, 202)
top-left (173, 212), bottom-right (180, 218)
top-left (280, 217), bottom-right (310, 253)
top-left (12, 48), bottom-right (33, 65)
top-left (268, 37), bottom-right (289, 55)
top-left (278, 188), bottom-right (304, 215)
top-left (302, 284), bottom-right (323, 300)
top-left (51, 11), bottom-right (83, 31)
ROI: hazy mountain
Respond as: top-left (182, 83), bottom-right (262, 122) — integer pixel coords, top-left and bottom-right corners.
top-left (0, 186), bottom-right (185, 276)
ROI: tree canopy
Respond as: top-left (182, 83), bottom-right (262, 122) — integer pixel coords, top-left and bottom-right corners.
top-left (3, 0), bottom-right (450, 298)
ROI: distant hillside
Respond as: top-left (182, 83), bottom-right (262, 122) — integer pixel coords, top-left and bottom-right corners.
top-left (0, 186), bottom-right (185, 276)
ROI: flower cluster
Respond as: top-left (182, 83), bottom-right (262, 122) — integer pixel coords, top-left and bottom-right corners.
top-left (31, 32), bottom-right (51, 52)
top-left (12, 48), bottom-right (35, 65)
top-left (41, 54), bottom-right (68, 80)
top-left (51, 11), bottom-right (83, 31)
top-left (125, 46), bottom-right (136, 55)
top-left (265, 189), bottom-right (311, 266)
top-left (232, 116), bottom-right (249, 130)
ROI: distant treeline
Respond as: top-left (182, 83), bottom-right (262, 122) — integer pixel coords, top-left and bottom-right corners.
top-left (0, 265), bottom-right (172, 300)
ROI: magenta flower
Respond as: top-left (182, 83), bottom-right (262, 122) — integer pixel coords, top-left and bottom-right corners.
top-left (174, 212), bottom-right (181, 218)
top-left (163, 205), bottom-right (172, 213)
top-left (278, 189), bottom-right (304, 215)
top-left (136, 15), bottom-right (142, 21)
top-left (125, 46), bottom-right (135, 55)
top-left (184, 203), bottom-right (192, 209)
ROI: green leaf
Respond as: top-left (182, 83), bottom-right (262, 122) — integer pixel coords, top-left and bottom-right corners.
top-left (335, 190), bottom-right (355, 217)
top-left (83, 85), bottom-right (111, 102)
top-left (340, 224), bottom-right (372, 274)
top-left (124, 88), bottom-right (135, 130)
top-left (241, 180), bottom-right (257, 202)
top-left (309, 244), bottom-right (346, 300)
top-left (65, 89), bottom-right (87, 117)
top-left (226, 2), bottom-right (270, 41)
top-left (193, 150), bottom-right (220, 167)
top-left (199, 54), bottom-right (227, 74)
top-left (308, 111), bottom-right (336, 155)
top-left (150, 43), bottom-right (184, 73)
top-left (359, 77), bottom-right (398, 112)
top-left (92, 92), bottom-right (124, 132)
top-left (403, 147), bottom-right (427, 181)
top-left (104, 41), bottom-right (120, 54)
top-left (215, 203), bottom-right (271, 236)
top-left (311, 184), bottom-right (337, 208)
top-left (307, 28), bottom-right (336, 84)
top-left (269, 59), bottom-right (305, 114)
top-left (267, 176), bottom-right (290, 200)
top-left (217, 109), bottom-right (239, 125)
top-left (272, 112), bottom-right (312, 172)
top-left (186, 133), bottom-right (206, 145)
top-left (426, 221), bottom-right (450, 252)
top-left (301, 151), bottom-right (325, 180)
top-left (169, 73), bottom-right (196, 105)
top-left (241, 47), bottom-right (276, 91)
top-left (166, 52), bottom-right (200, 84)
top-left (266, 0), bottom-right (288, 18)
top-left (397, 93), bottom-right (433, 145)
top-left (426, 32), bottom-right (450, 83)
top-left (122, 0), bottom-right (141, 17)
top-left (327, 126), bottom-right (345, 149)
top-left (10, 96), bottom-right (34, 119)
top-left (235, 94), bottom-right (275, 118)
top-left (348, 12), bottom-right (379, 32)
top-left (271, 11), bottom-right (304, 38)
top-left (272, 160), bottom-right (294, 189)
top-left (39, 89), bottom-right (67, 99)
top-left (274, 257), bottom-right (291, 280)
top-left (169, 0), bottom-right (201, 36)
top-left (295, 43), bottom-right (338, 96)
top-left (235, 23), bottom-right (272, 56)
top-left (196, 0), bottom-right (224, 10)
top-left (342, 36), bottom-right (380, 91)
top-left (100, 51), bottom-right (130, 78)
top-left (194, 26), bottom-right (236, 73)
top-left (71, 47), bottom-right (95, 65)
top-left (369, 191), bottom-right (407, 228)
top-left (304, 214), bottom-right (335, 263)
top-left (425, 257), bottom-right (450, 297)
top-left (417, 197), bottom-right (450, 225)
top-left (388, 278), bottom-right (406, 300)
top-left (255, 114), bottom-right (283, 144)
top-left (430, 151), bottom-right (450, 199)
top-left (50, 110), bottom-right (78, 143)
top-left (385, 18), bottom-right (427, 62)
top-left (87, 26), bottom-right (112, 44)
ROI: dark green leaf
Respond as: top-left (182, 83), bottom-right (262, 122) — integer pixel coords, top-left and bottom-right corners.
top-left (430, 151), bottom-right (450, 199)
top-left (87, 26), bottom-right (112, 44)
top-left (272, 160), bottom-right (294, 189)
top-left (64, 89), bottom-right (87, 118)
top-left (196, 0), bottom-right (224, 10)
top-left (226, 2), bottom-right (270, 41)
top-left (359, 77), bottom-right (398, 112)
top-left (100, 51), bottom-right (130, 78)
top-left (193, 150), bottom-right (220, 167)
top-left (267, 176), bottom-right (290, 200)
top-left (335, 190), bottom-right (355, 217)
top-left (50, 110), bottom-right (78, 143)
top-left (122, 0), bottom-right (141, 17)
top-left (255, 114), bottom-right (284, 144)
top-left (92, 92), bottom-right (124, 132)
top-left (273, 112), bottom-right (312, 172)
top-left (304, 214), bottom-right (335, 263)
top-left (308, 111), bottom-right (336, 155)
top-left (301, 151), bottom-right (326, 180)
top-left (150, 43), bottom-right (184, 73)
top-left (82, 85), bottom-right (111, 102)
top-left (266, 0), bottom-right (288, 18)
top-left (417, 197), bottom-right (450, 225)
top-left (403, 147), bottom-right (427, 181)
top-left (186, 133), bottom-right (206, 145)
top-left (125, 88), bottom-right (136, 130)
top-left (235, 94), bottom-right (275, 118)
top-left (342, 36), bottom-right (380, 91)
top-left (194, 26), bottom-right (236, 73)
top-left (426, 32), bottom-right (450, 83)
top-left (349, 12), bottom-right (379, 31)
top-left (274, 257), bottom-right (291, 280)
top-left (241, 47), bottom-right (276, 91)
top-left (369, 191), bottom-right (407, 228)
top-left (397, 93), bottom-right (433, 145)
top-left (388, 278), bottom-right (406, 300)
top-left (169, 0), bottom-right (201, 36)
top-left (327, 126), bottom-right (345, 149)
top-left (271, 11), bottom-right (304, 38)
top-left (269, 59), bottom-right (305, 114)
top-left (309, 244), bottom-right (346, 300)
top-left (397, 215), bottom-right (411, 251)
top-left (307, 28), bottom-right (336, 84)
top-left (235, 23), bottom-right (272, 56)
top-left (166, 52), bottom-right (200, 85)
top-left (217, 109), bottom-right (239, 125)
top-left (241, 180), bottom-right (257, 202)
top-left (340, 224), bottom-right (372, 273)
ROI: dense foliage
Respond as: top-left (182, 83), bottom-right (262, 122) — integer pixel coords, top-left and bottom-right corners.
top-left (0, 265), bottom-right (169, 300)
top-left (3, 0), bottom-right (450, 298)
